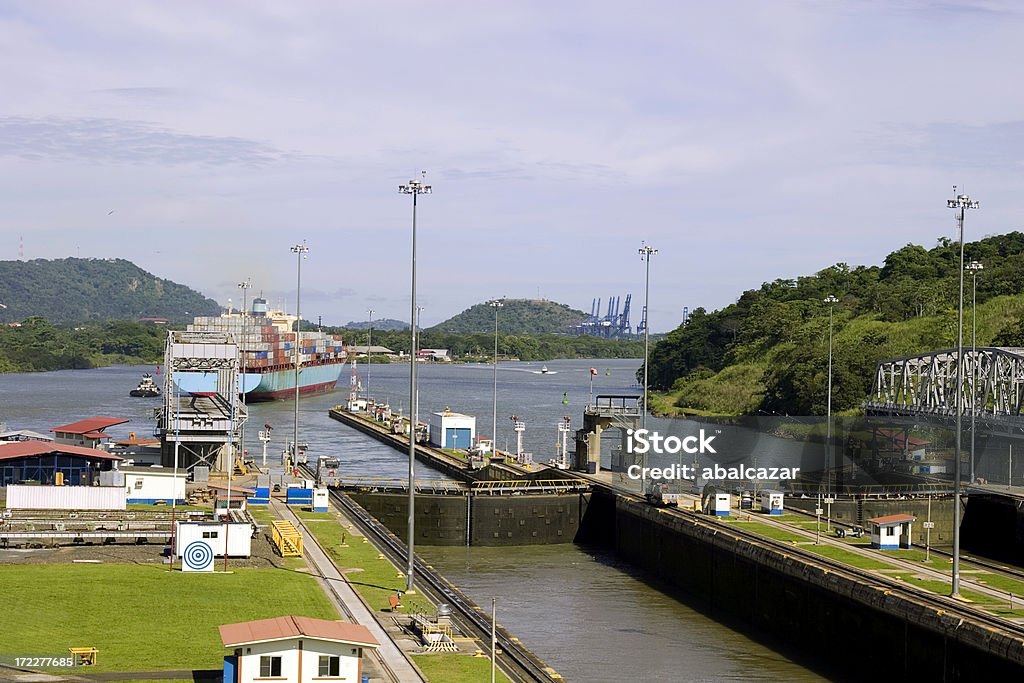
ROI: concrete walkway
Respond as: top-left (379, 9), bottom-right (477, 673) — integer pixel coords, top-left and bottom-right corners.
top-left (270, 500), bottom-right (426, 683)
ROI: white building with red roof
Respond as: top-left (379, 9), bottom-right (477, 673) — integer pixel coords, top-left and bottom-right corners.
top-left (219, 615), bottom-right (379, 683)
top-left (867, 513), bottom-right (917, 550)
top-left (50, 417), bottom-right (129, 449)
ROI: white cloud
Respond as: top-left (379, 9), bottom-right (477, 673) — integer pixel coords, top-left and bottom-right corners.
top-left (2, 1), bottom-right (1024, 330)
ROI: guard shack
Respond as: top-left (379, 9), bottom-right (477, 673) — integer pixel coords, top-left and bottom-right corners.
top-left (713, 492), bottom-right (731, 516)
top-left (760, 490), bottom-right (784, 515)
top-left (867, 514), bottom-right (917, 549)
top-left (428, 410), bottom-right (476, 450)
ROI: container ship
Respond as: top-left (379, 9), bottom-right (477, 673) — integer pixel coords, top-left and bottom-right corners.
top-left (174, 297), bottom-right (347, 401)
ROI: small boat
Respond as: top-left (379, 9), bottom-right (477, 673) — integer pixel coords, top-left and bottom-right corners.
top-left (129, 373), bottom-right (161, 398)
top-left (534, 365), bottom-right (557, 375)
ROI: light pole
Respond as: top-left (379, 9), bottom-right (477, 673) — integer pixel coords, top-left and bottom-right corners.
top-left (399, 174), bottom-right (430, 593)
top-left (290, 242), bottom-right (309, 466)
top-left (948, 188), bottom-right (979, 598)
top-left (639, 242), bottom-right (657, 495)
top-left (489, 299), bottom-right (504, 456)
top-left (238, 278), bottom-right (251, 460)
top-left (966, 260), bottom-right (983, 485)
top-left (824, 294), bottom-right (838, 530)
top-left (367, 308), bottom-right (374, 403)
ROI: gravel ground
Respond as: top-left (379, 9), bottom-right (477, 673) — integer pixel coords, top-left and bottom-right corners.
top-left (0, 526), bottom-right (289, 568)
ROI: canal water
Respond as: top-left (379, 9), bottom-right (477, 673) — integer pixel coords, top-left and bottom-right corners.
top-left (0, 360), bottom-right (828, 681)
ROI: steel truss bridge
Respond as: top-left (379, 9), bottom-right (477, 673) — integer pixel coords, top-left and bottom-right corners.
top-left (865, 346), bottom-right (1024, 432)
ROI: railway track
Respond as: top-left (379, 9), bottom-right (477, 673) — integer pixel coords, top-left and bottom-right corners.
top-left (307, 474), bottom-right (560, 683)
top-left (283, 505), bottom-right (404, 683)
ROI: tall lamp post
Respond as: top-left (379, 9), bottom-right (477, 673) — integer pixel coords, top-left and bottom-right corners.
top-left (639, 242), bottom-right (657, 495)
top-left (238, 278), bottom-right (252, 458)
top-left (489, 299), bottom-right (504, 456)
top-left (367, 308), bottom-right (374, 403)
top-left (824, 294), bottom-right (838, 530)
top-left (290, 242), bottom-right (309, 465)
top-left (966, 261), bottom-right (984, 485)
top-left (399, 174), bottom-right (430, 593)
top-left (948, 189), bottom-right (979, 597)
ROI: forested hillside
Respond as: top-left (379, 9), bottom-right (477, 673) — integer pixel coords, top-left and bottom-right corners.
top-left (648, 232), bottom-right (1024, 416)
top-left (431, 299), bottom-right (587, 334)
top-left (0, 318), bottom-right (166, 372)
top-left (0, 258), bottom-right (220, 324)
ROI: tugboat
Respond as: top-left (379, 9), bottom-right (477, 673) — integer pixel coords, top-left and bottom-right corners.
top-left (129, 373), bottom-right (161, 398)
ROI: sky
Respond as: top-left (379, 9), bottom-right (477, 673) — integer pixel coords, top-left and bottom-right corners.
top-left (1, 1), bottom-right (1022, 332)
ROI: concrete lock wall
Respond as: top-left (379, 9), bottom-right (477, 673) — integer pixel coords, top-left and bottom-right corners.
top-left (961, 493), bottom-right (1024, 566)
top-left (347, 492), bottom-right (581, 546)
top-left (583, 489), bottom-right (1024, 681)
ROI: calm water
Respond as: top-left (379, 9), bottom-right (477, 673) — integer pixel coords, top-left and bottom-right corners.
top-left (0, 360), bottom-right (827, 682)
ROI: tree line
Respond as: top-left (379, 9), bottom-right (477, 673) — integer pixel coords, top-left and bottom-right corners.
top-left (646, 232), bottom-right (1024, 415)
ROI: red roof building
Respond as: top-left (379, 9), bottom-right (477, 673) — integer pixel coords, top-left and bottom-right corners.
top-left (867, 514), bottom-right (917, 549)
top-left (50, 417), bottom-right (129, 449)
top-left (867, 514), bottom-right (918, 526)
top-left (0, 441), bottom-right (121, 486)
top-left (219, 616), bottom-right (378, 649)
top-left (219, 616), bottom-right (378, 683)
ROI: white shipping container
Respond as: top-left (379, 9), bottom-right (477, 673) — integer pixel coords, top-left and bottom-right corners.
top-left (6, 485), bottom-right (127, 510)
top-left (174, 521), bottom-right (252, 558)
top-left (121, 467), bottom-right (186, 504)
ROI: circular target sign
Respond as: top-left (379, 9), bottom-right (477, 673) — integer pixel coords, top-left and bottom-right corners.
top-left (183, 541), bottom-right (214, 572)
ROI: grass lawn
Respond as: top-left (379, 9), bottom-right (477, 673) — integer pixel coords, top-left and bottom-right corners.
top-left (801, 544), bottom-right (894, 570)
top-left (297, 514), bottom-right (424, 614)
top-left (0, 564), bottom-right (338, 672)
top-left (413, 653), bottom-right (513, 683)
top-left (896, 576), bottom-right (1000, 605)
top-left (966, 572), bottom-right (1024, 596)
top-left (729, 521), bottom-right (807, 544)
top-left (883, 548), bottom-right (962, 572)
top-left (294, 509), bottom-right (337, 522)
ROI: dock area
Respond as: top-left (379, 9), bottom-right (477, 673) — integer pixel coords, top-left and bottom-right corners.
top-left (327, 406), bottom-right (534, 482)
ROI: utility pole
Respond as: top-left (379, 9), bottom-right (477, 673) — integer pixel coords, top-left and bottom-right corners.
top-left (947, 188), bottom-right (979, 598)
top-left (639, 242), bottom-right (657, 496)
top-left (966, 260), bottom-right (983, 485)
top-left (238, 278), bottom-right (251, 461)
top-left (399, 174), bottom-right (431, 593)
top-left (290, 242), bottom-right (309, 466)
top-left (489, 299), bottom-right (504, 457)
top-left (824, 294), bottom-right (838, 531)
top-left (367, 308), bottom-right (374, 404)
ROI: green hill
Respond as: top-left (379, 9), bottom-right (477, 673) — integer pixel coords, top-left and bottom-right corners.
top-left (431, 299), bottom-right (587, 335)
top-left (0, 258), bottom-right (220, 324)
top-left (345, 318), bottom-right (409, 331)
top-left (648, 232), bottom-right (1024, 416)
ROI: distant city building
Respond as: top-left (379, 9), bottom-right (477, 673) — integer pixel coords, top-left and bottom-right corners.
top-left (348, 345), bottom-right (396, 357)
